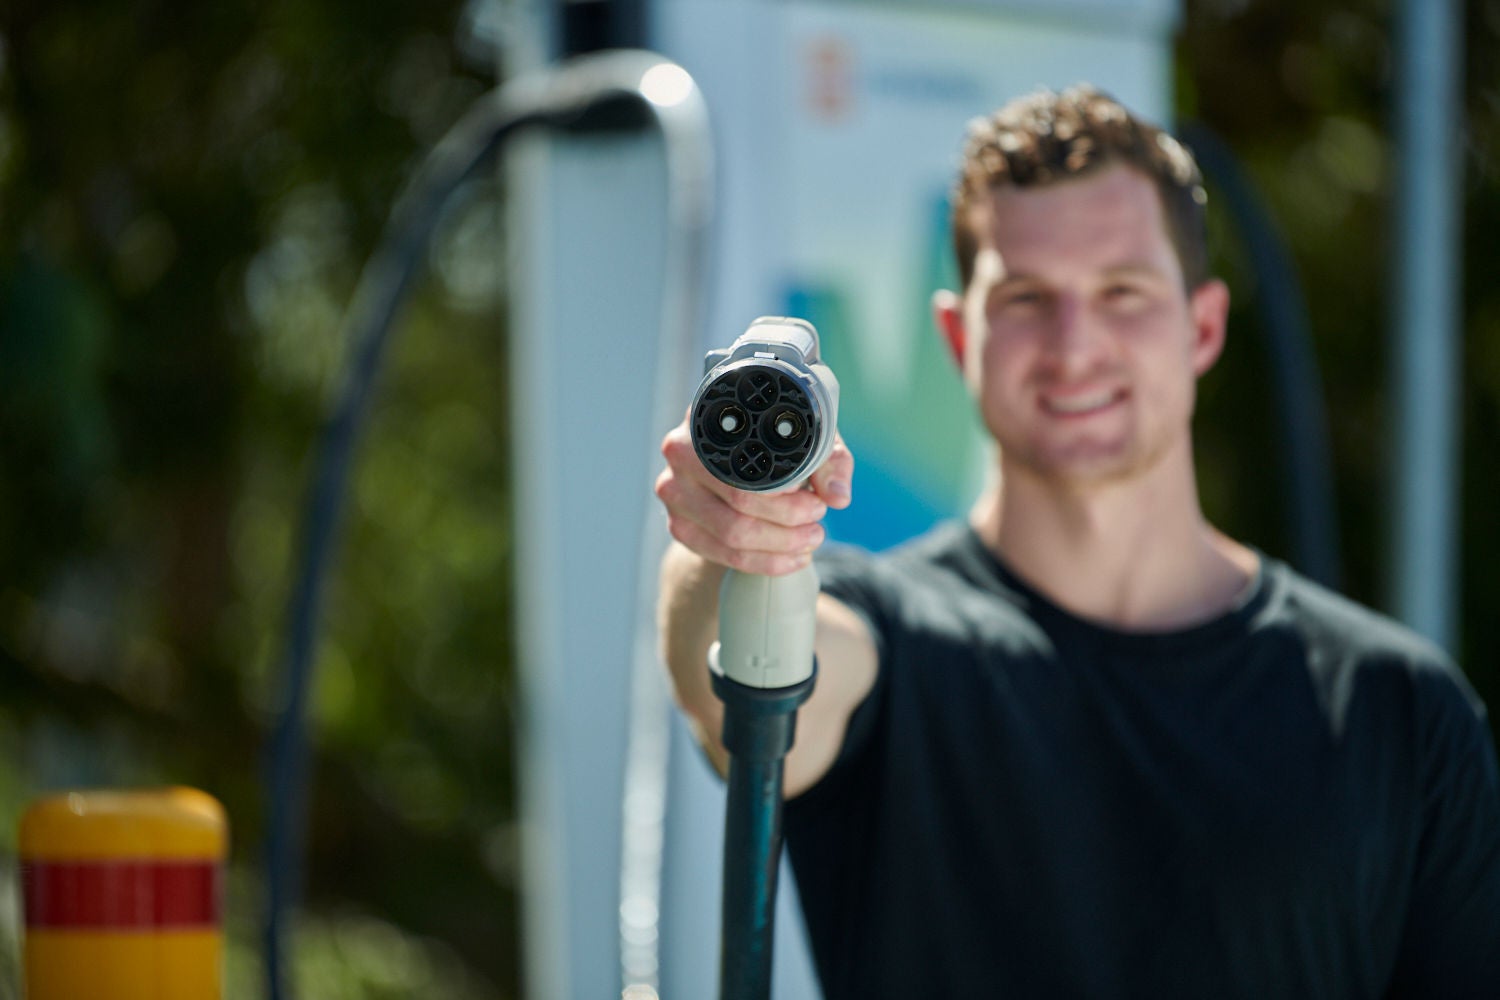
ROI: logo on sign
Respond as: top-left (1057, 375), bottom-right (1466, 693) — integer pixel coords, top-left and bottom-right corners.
top-left (806, 38), bottom-right (854, 121)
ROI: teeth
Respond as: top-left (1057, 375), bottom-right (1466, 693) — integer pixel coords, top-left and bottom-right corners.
top-left (1045, 390), bottom-right (1117, 414)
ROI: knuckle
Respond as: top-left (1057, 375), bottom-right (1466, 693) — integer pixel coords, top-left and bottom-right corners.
top-left (790, 499), bottom-right (822, 526)
top-left (772, 554), bottom-right (809, 576)
top-left (719, 488), bottom-right (752, 514)
top-left (721, 513), bottom-right (757, 550)
top-left (661, 432), bottom-right (692, 464)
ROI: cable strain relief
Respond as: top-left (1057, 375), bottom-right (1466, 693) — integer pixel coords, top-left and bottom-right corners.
top-left (712, 662), bottom-right (817, 762)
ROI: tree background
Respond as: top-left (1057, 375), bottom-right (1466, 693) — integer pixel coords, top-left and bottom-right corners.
top-left (0, 1), bottom-right (1494, 996)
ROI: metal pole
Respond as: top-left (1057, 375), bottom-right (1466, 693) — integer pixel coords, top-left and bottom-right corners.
top-left (1391, 0), bottom-right (1464, 651)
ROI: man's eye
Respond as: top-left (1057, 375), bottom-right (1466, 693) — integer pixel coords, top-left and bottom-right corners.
top-left (1101, 285), bottom-right (1151, 309)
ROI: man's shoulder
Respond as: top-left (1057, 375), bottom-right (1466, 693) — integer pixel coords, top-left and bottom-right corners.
top-left (1262, 558), bottom-right (1488, 725)
top-left (1266, 558), bottom-right (1454, 671)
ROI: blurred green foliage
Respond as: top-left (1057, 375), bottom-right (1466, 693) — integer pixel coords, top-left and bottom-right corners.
top-left (0, 0), bottom-right (516, 995)
top-left (0, 1), bottom-right (1496, 998)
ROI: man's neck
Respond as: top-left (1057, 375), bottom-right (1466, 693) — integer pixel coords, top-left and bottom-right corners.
top-left (972, 453), bottom-right (1258, 631)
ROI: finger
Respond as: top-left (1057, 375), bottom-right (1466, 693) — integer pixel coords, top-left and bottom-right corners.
top-left (662, 430), bottom-right (829, 527)
top-left (664, 473), bottom-right (826, 555)
top-left (665, 507), bottom-right (817, 577)
top-left (717, 480), bottom-right (829, 527)
top-left (807, 434), bottom-right (854, 509)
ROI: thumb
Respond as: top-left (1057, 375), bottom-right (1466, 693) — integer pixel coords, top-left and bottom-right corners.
top-left (807, 434), bottom-right (854, 509)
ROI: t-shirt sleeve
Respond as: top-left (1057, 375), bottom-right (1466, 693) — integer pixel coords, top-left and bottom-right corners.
top-left (1387, 664), bottom-right (1500, 997)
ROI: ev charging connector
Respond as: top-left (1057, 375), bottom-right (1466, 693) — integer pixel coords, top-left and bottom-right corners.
top-left (689, 317), bottom-right (838, 1000)
top-left (691, 317), bottom-right (839, 499)
top-left (693, 317), bottom-right (837, 692)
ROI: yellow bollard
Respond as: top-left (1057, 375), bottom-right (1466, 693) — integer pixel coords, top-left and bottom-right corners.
top-left (19, 787), bottom-right (227, 1000)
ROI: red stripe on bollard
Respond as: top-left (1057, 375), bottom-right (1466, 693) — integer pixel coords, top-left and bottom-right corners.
top-left (21, 860), bottom-right (221, 930)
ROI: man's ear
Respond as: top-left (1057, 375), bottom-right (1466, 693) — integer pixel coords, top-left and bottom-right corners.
top-left (932, 289), bottom-right (966, 369)
top-left (1189, 279), bottom-right (1231, 377)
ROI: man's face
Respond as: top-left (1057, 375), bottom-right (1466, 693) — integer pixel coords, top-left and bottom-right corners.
top-left (954, 164), bottom-right (1228, 489)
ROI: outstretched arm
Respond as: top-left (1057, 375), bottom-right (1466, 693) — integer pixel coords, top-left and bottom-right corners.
top-left (655, 417), bottom-right (876, 796)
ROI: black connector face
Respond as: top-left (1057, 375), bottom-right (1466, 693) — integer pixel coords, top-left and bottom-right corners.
top-left (692, 361), bottom-right (819, 491)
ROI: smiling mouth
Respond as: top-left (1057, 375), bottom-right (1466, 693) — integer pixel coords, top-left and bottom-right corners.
top-left (1041, 388), bottom-right (1125, 417)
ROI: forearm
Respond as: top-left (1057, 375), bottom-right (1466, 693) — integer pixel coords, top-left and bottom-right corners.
top-left (658, 541), bottom-right (729, 754)
top-left (657, 540), bottom-right (879, 794)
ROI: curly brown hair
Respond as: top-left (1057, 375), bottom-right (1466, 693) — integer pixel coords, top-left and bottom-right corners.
top-left (951, 85), bottom-right (1209, 291)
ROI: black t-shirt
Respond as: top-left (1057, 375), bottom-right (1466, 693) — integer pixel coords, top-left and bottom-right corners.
top-left (785, 523), bottom-right (1500, 999)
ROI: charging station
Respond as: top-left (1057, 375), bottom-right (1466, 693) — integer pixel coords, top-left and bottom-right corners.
top-left (502, 2), bottom-right (1179, 996)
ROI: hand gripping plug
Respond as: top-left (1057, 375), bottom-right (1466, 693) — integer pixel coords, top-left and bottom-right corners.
top-left (689, 316), bottom-right (839, 691)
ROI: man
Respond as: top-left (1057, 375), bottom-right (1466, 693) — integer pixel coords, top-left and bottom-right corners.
top-left (655, 87), bottom-right (1500, 997)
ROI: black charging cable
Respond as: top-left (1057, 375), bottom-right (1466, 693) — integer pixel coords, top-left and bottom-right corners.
top-left (713, 668), bottom-right (816, 1000)
top-left (262, 50), bottom-right (712, 1000)
top-left (1181, 123), bottom-right (1342, 590)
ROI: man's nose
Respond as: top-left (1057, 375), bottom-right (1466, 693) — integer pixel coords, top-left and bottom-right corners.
top-left (1042, 294), bottom-right (1103, 373)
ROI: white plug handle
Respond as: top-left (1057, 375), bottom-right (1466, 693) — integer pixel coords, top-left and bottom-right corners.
top-left (709, 565), bottom-right (820, 689)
